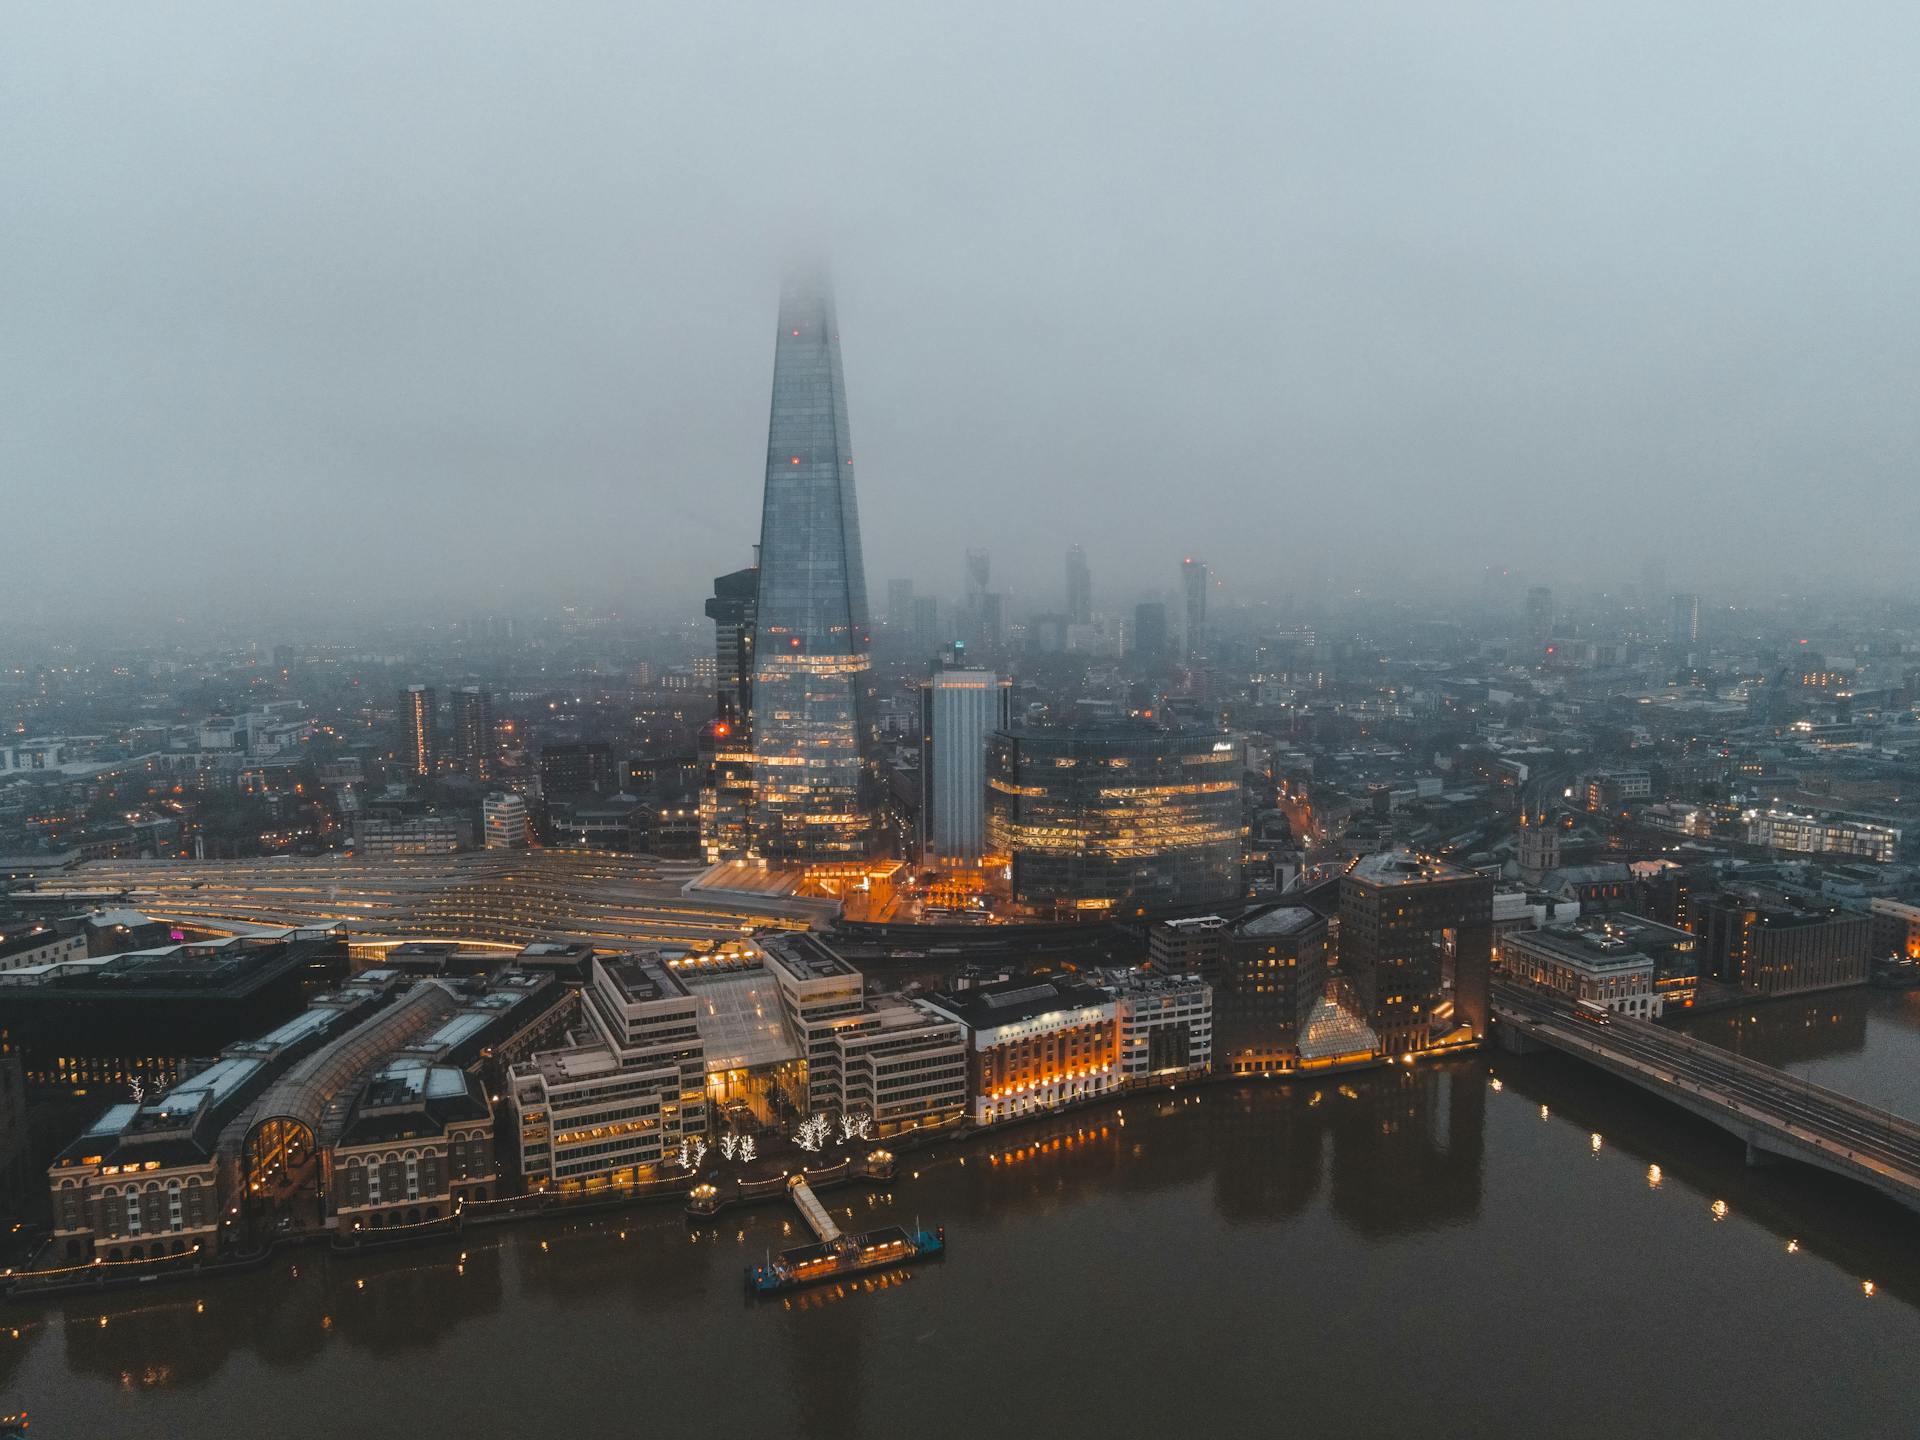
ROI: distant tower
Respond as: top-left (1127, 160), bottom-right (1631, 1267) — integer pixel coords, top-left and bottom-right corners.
top-left (885, 578), bottom-right (915, 629)
top-left (1668, 592), bottom-right (1700, 650)
top-left (1525, 586), bottom-right (1554, 655)
top-left (750, 271), bottom-right (875, 860)
top-left (1181, 557), bottom-right (1210, 659)
top-left (1065, 545), bottom-right (1092, 626)
top-left (451, 686), bottom-right (494, 780)
top-left (1134, 602), bottom-right (1170, 668)
top-left (399, 685), bottom-right (438, 778)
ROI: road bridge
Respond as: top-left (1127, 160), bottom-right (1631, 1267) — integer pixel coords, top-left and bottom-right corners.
top-left (1492, 981), bottom-right (1920, 1216)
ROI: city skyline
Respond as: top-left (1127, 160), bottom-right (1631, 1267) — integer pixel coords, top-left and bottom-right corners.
top-left (8, 5), bottom-right (1920, 625)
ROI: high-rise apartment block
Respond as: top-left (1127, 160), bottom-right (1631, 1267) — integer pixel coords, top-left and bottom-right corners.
top-left (1669, 592), bottom-right (1700, 649)
top-left (483, 792), bottom-right (530, 850)
top-left (400, 685), bottom-right (437, 778)
top-left (451, 686), bottom-right (494, 780)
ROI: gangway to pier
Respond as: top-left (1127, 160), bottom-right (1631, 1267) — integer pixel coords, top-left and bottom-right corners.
top-left (787, 1174), bottom-right (842, 1245)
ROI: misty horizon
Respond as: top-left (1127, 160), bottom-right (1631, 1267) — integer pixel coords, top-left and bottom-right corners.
top-left (7, 4), bottom-right (1920, 630)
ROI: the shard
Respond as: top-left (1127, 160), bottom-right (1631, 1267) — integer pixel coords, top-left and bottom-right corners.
top-left (750, 271), bottom-right (875, 859)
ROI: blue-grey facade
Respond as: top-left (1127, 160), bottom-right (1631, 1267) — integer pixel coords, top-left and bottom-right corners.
top-left (750, 273), bottom-right (875, 859)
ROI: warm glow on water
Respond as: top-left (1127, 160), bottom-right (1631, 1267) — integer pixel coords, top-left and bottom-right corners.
top-left (16, 1046), bottom-right (1920, 1437)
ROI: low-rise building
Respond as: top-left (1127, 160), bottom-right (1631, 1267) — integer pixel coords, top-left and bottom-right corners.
top-left (1744, 810), bottom-right (1899, 864)
top-left (832, 1000), bottom-right (968, 1136)
top-left (1102, 969), bottom-right (1212, 1084)
top-left (1870, 897), bottom-right (1920, 961)
top-left (1503, 914), bottom-right (1698, 1019)
top-left (0, 921), bottom-right (86, 974)
top-left (924, 977), bottom-right (1121, 1126)
top-left (508, 954), bottom-right (706, 1191)
top-left (1698, 890), bottom-right (1871, 997)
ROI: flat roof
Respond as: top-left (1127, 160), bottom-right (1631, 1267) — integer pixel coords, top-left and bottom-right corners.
top-left (1348, 850), bottom-right (1479, 887)
top-left (927, 977), bottom-right (1111, 1030)
top-left (760, 931), bottom-right (859, 981)
top-left (1237, 905), bottom-right (1321, 938)
top-left (602, 954), bottom-right (691, 1004)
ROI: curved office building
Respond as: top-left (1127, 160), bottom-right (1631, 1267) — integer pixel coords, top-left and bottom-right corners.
top-left (987, 720), bottom-right (1243, 914)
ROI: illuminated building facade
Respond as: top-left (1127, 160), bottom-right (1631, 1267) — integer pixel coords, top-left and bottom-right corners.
top-left (400, 685), bottom-right (438, 777)
top-left (1503, 914), bottom-right (1694, 1019)
top-left (700, 563), bottom-right (758, 861)
top-left (1870, 898), bottom-right (1920, 962)
top-left (50, 968), bottom-right (561, 1260)
top-left (924, 978), bottom-right (1121, 1126)
top-left (918, 662), bottom-right (1011, 866)
top-left (986, 720), bottom-right (1243, 914)
top-left (0, 929), bottom-right (343, 1099)
top-left (1339, 851), bottom-right (1493, 1053)
top-left (1743, 808), bottom-right (1899, 863)
top-left (482, 792), bottom-right (530, 850)
top-left (750, 272), bottom-right (875, 860)
top-left (509, 954), bottom-right (707, 1190)
top-left (1668, 592), bottom-right (1700, 648)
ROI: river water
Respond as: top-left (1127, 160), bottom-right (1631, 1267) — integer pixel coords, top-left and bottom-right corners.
top-left (7, 992), bottom-right (1920, 1439)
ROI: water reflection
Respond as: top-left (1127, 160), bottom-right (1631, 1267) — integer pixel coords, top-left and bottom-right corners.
top-left (50, 1241), bottom-right (504, 1391)
top-left (1493, 1048), bottom-right (1920, 1312)
top-left (1681, 989), bottom-right (1920, 1119)
top-left (15, 1050), bottom-right (1920, 1437)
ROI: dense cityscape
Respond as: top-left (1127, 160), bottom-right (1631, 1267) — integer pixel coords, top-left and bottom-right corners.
top-left (8, 4), bottom-right (1920, 1436)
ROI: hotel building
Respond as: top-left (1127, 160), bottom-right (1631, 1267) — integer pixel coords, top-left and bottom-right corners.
top-left (924, 978), bottom-right (1122, 1127)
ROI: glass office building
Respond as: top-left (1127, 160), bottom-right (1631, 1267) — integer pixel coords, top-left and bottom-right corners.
top-left (750, 273), bottom-right (875, 859)
top-left (987, 720), bottom-right (1243, 914)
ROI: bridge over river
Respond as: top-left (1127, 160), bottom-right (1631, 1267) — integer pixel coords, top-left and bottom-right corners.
top-left (1492, 981), bottom-right (1920, 1216)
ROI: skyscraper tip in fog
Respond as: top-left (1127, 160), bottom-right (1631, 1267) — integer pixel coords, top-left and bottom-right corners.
top-left (750, 270), bottom-right (875, 859)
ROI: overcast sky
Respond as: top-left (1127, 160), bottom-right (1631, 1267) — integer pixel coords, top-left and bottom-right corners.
top-left (5, 3), bottom-right (1918, 625)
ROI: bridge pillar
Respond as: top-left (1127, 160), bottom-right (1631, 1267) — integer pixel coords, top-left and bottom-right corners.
top-left (1493, 1020), bottom-right (1543, 1056)
top-left (1745, 1140), bottom-right (1782, 1169)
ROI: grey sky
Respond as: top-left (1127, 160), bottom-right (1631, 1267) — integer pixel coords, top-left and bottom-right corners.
top-left (5, 3), bottom-right (1918, 624)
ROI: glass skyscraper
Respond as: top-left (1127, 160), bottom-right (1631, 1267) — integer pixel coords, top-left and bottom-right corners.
top-left (750, 272), bottom-right (875, 859)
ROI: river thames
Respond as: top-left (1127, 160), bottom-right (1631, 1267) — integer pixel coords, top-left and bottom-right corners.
top-left (7, 988), bottom-right (1920, 1438)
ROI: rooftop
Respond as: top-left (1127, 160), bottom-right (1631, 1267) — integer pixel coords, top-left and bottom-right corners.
top-left (759, 931), bottom-right (860, 982)
top-left (1236, 905), bottom-right (1322, 938)
top-left (925, 977), bottom-right (1113, 1030)
top-left (601, 954), bottom-right (692, 1005)
top-left (1348, 850), bottom-right (1479, 888)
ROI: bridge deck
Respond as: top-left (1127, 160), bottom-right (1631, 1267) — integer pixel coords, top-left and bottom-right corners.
top-left (1492, 982), bottom-right (1920, 1215)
